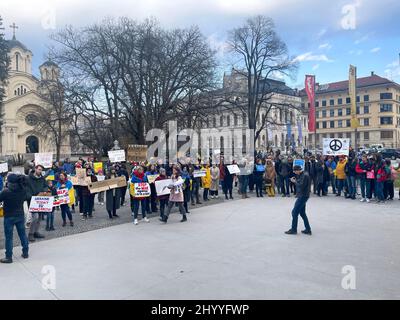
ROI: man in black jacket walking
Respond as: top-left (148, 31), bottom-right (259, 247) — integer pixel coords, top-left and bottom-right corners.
top-left (285, 165), bottom-right (312, 235)
top-left (0, 174), bottom-right (30, 263)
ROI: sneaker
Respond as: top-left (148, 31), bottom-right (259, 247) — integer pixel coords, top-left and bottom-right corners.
top-left (143, 217), bottom-right (150, 223)
top-left (81, 217), bottom-right (87, 221)
top-left (21, 253), bottom-right (29, 259)
top-left (0, 258), bottom-right (12, 264)
top-left (134, 219), bottom-right (138, 225)
top-left (285, 229), bottom-right (297, 235)
top-left (216, 195), bottom-right (219, 199)
top-left (360, 198), bottom-right (366, 202)
top-left (301, 230), bottom-right (312, 236)
top-left (211, 196), bottom-right (214, 199)
top-left (70, 221), bottom-right (74, 227)
top-left (180, 215), bottom-right (187, 222)
top-left (366, 198), bottom-right (370, 203)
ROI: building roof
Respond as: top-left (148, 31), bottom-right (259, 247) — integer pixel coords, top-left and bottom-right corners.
top-left (299, 74), bottom-right (399, 96)
top-left (39, 60), bottom-right (59, 68)
top-left (6, 39), bottom-right (31, 52)
top-left (259, 78), bottom-right (297, 96)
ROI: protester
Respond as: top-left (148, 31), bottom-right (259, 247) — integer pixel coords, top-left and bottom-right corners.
top-left (181, 166), bottom-right (191, 213)
top-left (45, 179), bottom-right (57, 231)
top-left (254, 158), bottom-right (265, 197)
top-left (105, 167), bottom-right (121, 219)
top-left (155, 168), bottom-right (169, 219)
top-left (97, 169), bottom-right (105, 205)
top-left (81, 168), bottom-right (97, 220)
top-left (130, 166), bottom-right (150, 225)
top-left (335, 156), bottom-right (347, 197)
top-left (0, 174), bottom-right (30, 263)
top-left (285, 165), bottom-right (312, 236)
top-left (264, 159), bottom-right (276, 197)
top-left (210, 163), bottom-right (220, 199)
top-left (118, 164), bottom-right (130, 207)
top-left (201, 163), bottom-right (211, 201)
top-left (56, 172), bottom-right (74, 227)
top-left (26, 164), bottom-right (48, 242)
top-left (384, 159), bottom-right (396, 200)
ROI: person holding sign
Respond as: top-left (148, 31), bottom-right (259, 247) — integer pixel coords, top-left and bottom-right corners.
top-left (0, 174), bottom-right (30, 263)
top-left (81, 168), bottom-right (98, 220)
top-left (285, 165), bottom-right (312, 236)
top-left (45, 180), bottom-right (57, 231)
top-left (105, 167), bottom-right (122, 219)
top-left (130, 166), bottom-right (150, 225)
top-left (155, 168), bottom-right (170, 219)
top-left (56, 173), bottom-right (74, 227)
top-left (160, 166), bottom-right (187, 223)
top-left (26, 164), bottom-right (48, 242)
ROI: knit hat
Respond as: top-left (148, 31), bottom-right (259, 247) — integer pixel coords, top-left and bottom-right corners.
top-left (293, 165), bottom-right (303, 171)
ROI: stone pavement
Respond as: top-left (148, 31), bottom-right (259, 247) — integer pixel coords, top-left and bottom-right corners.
top-left (0, 193), bottom-right (399, 300)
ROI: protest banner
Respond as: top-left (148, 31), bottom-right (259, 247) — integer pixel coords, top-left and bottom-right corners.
top-left (323, 138), bottom-right (350, 156)
top-left (130, 182), bottom-right (151, 198)
top-left (155, 179), bottom-right (173, 196)
top-left (108, 149), bottom-right (126, 163)
top-left (127, 144), bottom-right (147, 162)
top-left (227, 164), bottom-right (240, 174)
top-left (293, 159), bottom-right (305, 171)
top-left (0, 162), bottom-right (8, 173)
top-left (88, 176), bottom-right (127, 194)
top-left (34, 153), bottom-right (53, 168)
top-left (29, 196), bottom-right (54, 213)
top-left (193, 170), bottom-right (206, 178)
top-left (53, 189), bottom-right (69, 206)
top-left (146, 174), bottom-right (159, 184)
top-left (93, 162), bottom-right (103, 173)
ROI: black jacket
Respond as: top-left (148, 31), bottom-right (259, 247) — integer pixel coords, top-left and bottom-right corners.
top-left (0, 182), bottom-right (29, 218)
top-left (295, 172), bottom-right (311, 198)
top-left (26, 172), bottom-right (47, 199)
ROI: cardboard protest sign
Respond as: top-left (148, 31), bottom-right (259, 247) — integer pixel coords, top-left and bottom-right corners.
top-left (227, 164), bottom-right (240, 174)
top-left (88, 176), bottom-right (127, 194)
top-left (108, 150), bottom-right (126, 163)
top-left (146, 174), bottom-right (159, 184)
top-left (293, 159), bottom-right (305, 171)
top-left (127, 144), bottom-right (147, 162)
top-left (0, 162), bottom-right (8, 173)
top-left (323, 138), bottom-right (350, 156)
top-left (130, 182), bottom-right (151, 198)
top-left (155, 179), bottom-right (173, 196)
top-left (93, 162), bottom-right (103, 173)
top-left (53, 189), bottom-right (70, 206)
top-left (72, 168), bottom-right (92, 186)
top-left (193, 170), bottom-right (206, 178)
top-left (34, 153), bottom-right (53, 168)
top-left (29, 196), bottom-right (54, 212)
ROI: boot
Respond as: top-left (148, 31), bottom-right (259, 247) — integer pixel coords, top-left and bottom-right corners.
top-left (0, 257), bottom-right (12, 264)
top-left (28, 234), bottom-right (36, 242)
top-left (180, 215), bottom-right (187, 222)
top-left (245, 192), bottom-right (249, 198)
top-left (242, 194), bottom-right (246, 199)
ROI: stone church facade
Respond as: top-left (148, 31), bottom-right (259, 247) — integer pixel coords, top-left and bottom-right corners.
top-left (1, 35), bottom-right (71, 159)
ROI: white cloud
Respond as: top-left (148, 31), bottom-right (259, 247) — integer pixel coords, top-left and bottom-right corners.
top-left (384, 59), bottom-right (400, 80)
top-left (312, 64), bottom-right (320, 71)
top-left (354, 33), bottom-right (372, 45)
top-left (316, 28), bottom-right (327, 39)
top-left (318, 43), bottom-right (332, 50)
top-left (349, 49), bottom-right (363, 56)
top-left (370, 47), bottom-right (380, 53)
top-left (293, 52), bottom-right (334, 63)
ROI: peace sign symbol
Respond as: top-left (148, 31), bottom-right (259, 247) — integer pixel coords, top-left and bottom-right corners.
top-left (329, 139), bottom-right (342, 152)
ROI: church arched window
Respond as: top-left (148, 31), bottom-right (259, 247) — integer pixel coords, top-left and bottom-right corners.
top-left (17, 88), bottom-right (20, 95)
top-left (15, 53), bottom-right (20, 71)
top-left (14, 90), bottom-right (17, 96)
top-left (24, 88), bottom-right (27, 94)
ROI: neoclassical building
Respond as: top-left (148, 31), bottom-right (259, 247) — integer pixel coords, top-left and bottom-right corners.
top-left (0, 34), bottom-right (71, 158)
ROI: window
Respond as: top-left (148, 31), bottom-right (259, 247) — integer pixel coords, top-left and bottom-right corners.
top-left (213, 117), bottom-right (216, 127)
top-left (356, 106), bottom-right (360, 114)
top-left (322, 100), bottom-right (327, 107)
top-left (380, 117), bottom-right (393, 125)
top-left (330, 121), bottom-right (335, 128)
top-left (220, 115), bottom-right (224, 126)
top-left (338, 120), bottom-right (343, 128)
top-left (15, 53), bottom-right (19, 71)
top-left (364, 105), bottom-right (369, 114)
top-left (381, 131), bottom-right (393, 139)
top-left (346, 119), bottom-right (351, 127)
top-left (346, 97), bottom-right (351, 104)
top-left (25, 114), bottom-right (38, 126)
top-left (364, 95), bottom-right (369, 102)
top-left (364, 132), bottom-right (369, 140)
top-left (315, 101), bottom-right (319, 107)
top-left (338, 133), bottom-right (343, 138)
top-left (316, 111), bottom-right (319, 118)
top-left (322, 121), bottom-right (327, 129)
top-left (338, 109), bottom-right (343, 116)
top-left (363, 118), bottom-right (370, 126)
top-left (322, 110), bottom-right (327, 117)
top-left (301, 103), bottom-right (305, 109)
top-left (234, 114), bottom-right (238, 126)
top-left (380, 92), bottom-right (393, 100)
top-left (329, 99), bottom-right (334, 106)
top-left (380, 104), bottom-right (393, 112)
top-left (242, 113), bottom-right (247, 126)
top-left (317, 122), bottom-right (320, 129)
top-left (227, 115), bottom-right (231, 126)
top-left (330, 109), bottom-right (334, 117)
top-left (338, 98), bottom-right (343, 105)
top-left (346, 132), bottom-right (351, 138)
top-left (346, 108), bottom-right (351, 115)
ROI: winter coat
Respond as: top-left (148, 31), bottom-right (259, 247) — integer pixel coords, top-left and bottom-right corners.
top-left (169, 175), bottom-right (184, 202)
top-left (26, 172), bottom-right (48, 199)
top-left (335, 160), bottom-right (347, 180)
top-left (264, 164), bottom-right (276, 187)
top-left (130, 171), bottom-right (148, 200)
top-left (0, 181), bottom-right (29, 218)
top-left (106, 175), bottom-right (121, 211)
top-left (210, 167), bottom-right (220, 191)
top-left (82, 175), bottom-right (98, 197)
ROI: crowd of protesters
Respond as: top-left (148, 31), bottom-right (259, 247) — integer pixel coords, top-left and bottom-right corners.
top-left (0, 148), bottom-right (399, 263)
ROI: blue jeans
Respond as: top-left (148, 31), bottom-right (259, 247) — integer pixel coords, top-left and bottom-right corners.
top-left (46, 210), bottom-right (55, 229)
top-left (359, 177), bottom-right (366, 198)
top-left (375, 181), bottom-right (384, 201)
top-left (347, 176), bottom-right (356, 198)
top-left (330, 175), bottom-right (336, 193)
top-left (239, 175), bottom-right (249, 194)
top-left (132, 198), bottom-right (146, 219)
top-left (281, 176), bottom-right (290, 195)
top-left (4, 215), bottom-right (29, 259)
top-left (337, 179), bottom-right (346, 195)
top-left (60, 204), bottom-right (73, 222)
top-left (291, 197), bottom-right (311, 232)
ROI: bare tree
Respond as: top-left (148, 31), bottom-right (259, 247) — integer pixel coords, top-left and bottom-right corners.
top-left (0, 16), bottom-right (10, 132)
top-left (226, 15), bottom-right (298, 143)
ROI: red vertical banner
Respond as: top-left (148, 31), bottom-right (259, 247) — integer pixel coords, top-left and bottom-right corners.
top-left (305, 75), bottom-right (316, 132)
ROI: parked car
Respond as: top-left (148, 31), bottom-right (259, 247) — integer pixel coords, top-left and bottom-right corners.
top-left (379, 148), bottom-right (400, 160)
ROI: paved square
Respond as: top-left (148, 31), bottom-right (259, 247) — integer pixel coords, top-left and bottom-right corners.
top-left (0, 195), bottom-right (399, 300)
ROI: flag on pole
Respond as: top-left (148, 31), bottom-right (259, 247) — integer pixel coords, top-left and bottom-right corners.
top-left (349, 65), bottom-right (359, 129)
top-left (305, 75), bottom-right (316, 132)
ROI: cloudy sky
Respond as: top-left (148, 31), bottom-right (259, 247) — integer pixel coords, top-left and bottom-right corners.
top-left (1, 0), bottom-right (400, 88)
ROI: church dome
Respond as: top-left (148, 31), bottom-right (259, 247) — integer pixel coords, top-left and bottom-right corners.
top-left (39, 60), bottom-right (59, 68)
top-left (6, 39), bottom-right (31, 53)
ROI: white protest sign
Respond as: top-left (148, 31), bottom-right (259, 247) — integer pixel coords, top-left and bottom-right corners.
top-left (323, 138), bottom-right (350, 156)
top-left (108, 150), bottom-right (126, 163)
top-left (132, 182), bottom-right (151, 198)
top-left (29, 196), bottom-right (54, 212)
top-left (53, 189), bottom-right (69, 206)
top-left (34, 153), bottom-right (53, 168)
top-left (193, 170), bottom-right (206, 178)
top-left (227, 164), bottom-right (240, 174)
top-left (155, 179), bottom-right (173, 196)
top-left (96, 175), bottom-right (106, 182)
top-left (0, 162), bottom-right (8, 173)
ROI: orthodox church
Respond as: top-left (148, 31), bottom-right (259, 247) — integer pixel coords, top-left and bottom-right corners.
top-left (1, 26), bottom-right (71, 158)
